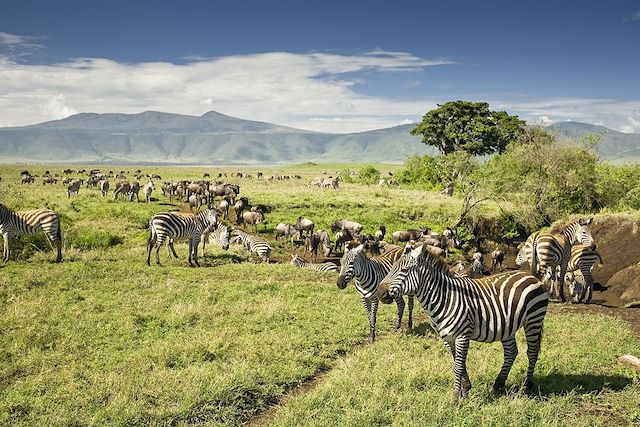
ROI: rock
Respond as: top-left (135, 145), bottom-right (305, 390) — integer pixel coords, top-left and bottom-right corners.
top-left (617, 354), bottom-right (640, 371)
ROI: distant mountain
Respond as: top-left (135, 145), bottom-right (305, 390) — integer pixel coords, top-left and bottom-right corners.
top-left (0, 111), bottom-right (433, 164)
top-left (2, 112), bottom-right (636, 165)
top-left (547, 122), bottom-right (640, 162)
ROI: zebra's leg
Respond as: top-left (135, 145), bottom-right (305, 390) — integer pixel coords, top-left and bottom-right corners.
top-left (188, 239), bottom-right (195, 267)
top-left (407, 294), bottom-right (414, 331)
top-left (169, 239), bottom-right (179, 258)
top-left (155, 238), bottom-right (163, 266)
top-left (452, 336), bottom-right (472, 399)
top-left (493, 337), bottom-right (518, 391)
top-left (394, 294), bottom-right (405, 330)
top-left (369, 298), bottom-right (379, 342)
top-left (558, 263), bottom-right (567, 303)
top-left (2, 232), bottom-right (11, 262)
top-left (523, 321), bottom-right (544, 390)
top-left (193, 237), bottom-right (201, 267)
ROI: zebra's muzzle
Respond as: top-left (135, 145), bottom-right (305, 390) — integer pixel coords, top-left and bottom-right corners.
top-left (336, 275), bottom-right (348, 289)
top-left (378, 282), bottom-right (394, 304)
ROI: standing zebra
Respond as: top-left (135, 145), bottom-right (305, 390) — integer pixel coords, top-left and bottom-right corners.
top-left (336, 244), bottom-right (413, 342)
top-left (290, 254), bottom-right (338, 273)
top-left (564, 244), bottom-right (603, 303)
top-left (378, 244), bottom-right (549, 399)
top-left (143, 180), bottom-right (154, 204)
top-left (99, 179), bottom-right (110, 197)
top-left (529, 218), bottom-right (595, 302)
top-left (230, 229), bottom-right (271, 262)
top-left (201, 222), bottom-right (231, 257)
top-left (0, 204), bottom-right (62, 262)
top-left (147, 208), bottom-right (218, 267)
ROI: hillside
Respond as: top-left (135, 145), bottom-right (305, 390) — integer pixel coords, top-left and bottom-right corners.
top-left (547, 121), bottom-right (640, 162)
top-left (0, 111), bottom-right (434, 164)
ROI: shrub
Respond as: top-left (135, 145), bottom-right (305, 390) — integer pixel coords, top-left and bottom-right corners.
top-left (358, 165), bottom-right (381, 186)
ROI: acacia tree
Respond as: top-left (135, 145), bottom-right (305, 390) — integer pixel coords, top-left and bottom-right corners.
top-left (411, 101), bottom-right (526, 155)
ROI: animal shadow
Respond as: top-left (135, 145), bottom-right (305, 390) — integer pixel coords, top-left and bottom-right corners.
top-left (531, 373), bottom-right (632, 398)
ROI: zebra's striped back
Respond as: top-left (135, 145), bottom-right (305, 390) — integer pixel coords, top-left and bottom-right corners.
top-left (149, 208), bottom-right (217, 244)
top-left (231, 229), bottom-right (271, 262)
top-left (0, 204), bottom-right (62, 262)
top-left (291, 254), bottom-right (339, 273)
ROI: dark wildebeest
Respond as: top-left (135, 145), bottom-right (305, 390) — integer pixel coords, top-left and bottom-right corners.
top-left (491, 249), bottom-right (505, 271)
top-left (374, 225), bottom-right (386, 242)
top-left (334, 229), bottom-right (353, 254)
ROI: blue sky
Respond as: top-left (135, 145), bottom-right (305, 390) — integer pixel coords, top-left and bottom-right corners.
top-left (1, 0), bottom-right (639, 133)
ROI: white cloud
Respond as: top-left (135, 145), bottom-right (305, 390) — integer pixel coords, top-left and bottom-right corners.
top-left (0, 31), bottom-right (44, 59)
top-left (0, 51), bottom-right (447, 132)
top-left (0, 46), bottom-right (638, 135)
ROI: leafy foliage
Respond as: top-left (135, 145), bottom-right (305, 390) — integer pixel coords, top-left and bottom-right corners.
top-left (357, 165), bottom-right (381, 186)
top-left (410, 101), bottom-right (526, 155)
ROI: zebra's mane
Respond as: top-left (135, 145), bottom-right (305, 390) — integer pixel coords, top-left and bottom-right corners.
top-left (418, 247), bottom-right (454, 278)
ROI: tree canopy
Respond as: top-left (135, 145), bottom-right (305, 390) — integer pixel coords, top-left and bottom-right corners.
top-left (410, 101), bottom-right (526, 156)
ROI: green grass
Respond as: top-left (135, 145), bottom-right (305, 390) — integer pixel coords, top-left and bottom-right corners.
top-left (1, 164), bottom-right (639, 426)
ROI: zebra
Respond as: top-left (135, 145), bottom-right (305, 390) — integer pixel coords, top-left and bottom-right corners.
top-left (0, 203), bottom-right (62, 262)
top-left (143, 181), bottom-right (154, 203)
top-left (99, 180), bottom-right (110, 197)
top-left (529, 218), bottom-right (596, 302)
top-left (129, 181), bottom-right (141, 202)
top-left (378, 244), bottom-right (549, 399)
top-left (563, 244), bottom-right (603, 303)
top-left (201, 222), bottom-right (231, 257)
top-left (146, 208), bottom-right (218, 267)
top-left (336, 244), bottom-right (413, 342)
top-left (290, 254), bottom-right (339, 273)
top-left (230, 229), bottom-right (271, 262)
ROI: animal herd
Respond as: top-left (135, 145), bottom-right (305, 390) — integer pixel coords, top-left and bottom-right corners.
top-left (0, 167), bottom-right (605, 399)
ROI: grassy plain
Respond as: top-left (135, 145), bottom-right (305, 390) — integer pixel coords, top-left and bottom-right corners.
top-left (1, 164), bottom-right (639, 426)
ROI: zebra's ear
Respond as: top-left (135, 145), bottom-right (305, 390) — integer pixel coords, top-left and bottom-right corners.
top-left (585, 217), bottom-right (593, 225)
top-left (409, 244), bottom-right (423, 259)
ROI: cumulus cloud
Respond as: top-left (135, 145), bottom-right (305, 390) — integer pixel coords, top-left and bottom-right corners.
top-left (0, 50), bottom-right (448, 132)
top-left (0, 45), bottom-right (638, 134)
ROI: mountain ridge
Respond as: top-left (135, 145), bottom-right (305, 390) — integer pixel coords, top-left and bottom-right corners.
top-left (0, 111), bottom-right (638, 164)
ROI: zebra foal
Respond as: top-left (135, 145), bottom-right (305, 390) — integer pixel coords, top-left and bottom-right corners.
top-left (230, 229), bottom-right (271, 262)
top-left (147, 208), bottom-right (218, 267)
top-left (291, 254), bottom-right (338, 273)
top-left (0, 204), bottom-right (62, 262)
top-left (378, 244), bottom-right (548, 399)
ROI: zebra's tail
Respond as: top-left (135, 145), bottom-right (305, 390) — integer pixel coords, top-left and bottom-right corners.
top-left (55, 218), bottom-right (63, 262)
top-left (146, 219), bottom-right (156, 265)
top-left (530, 237), bottom-right (538, 278)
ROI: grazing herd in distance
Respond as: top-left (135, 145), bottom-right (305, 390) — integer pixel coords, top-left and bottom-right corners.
top-left (0, 166), bottom-right (606, 399)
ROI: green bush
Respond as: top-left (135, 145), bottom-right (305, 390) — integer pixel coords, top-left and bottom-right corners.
top-left (358, 165), bottom-right (381, 186)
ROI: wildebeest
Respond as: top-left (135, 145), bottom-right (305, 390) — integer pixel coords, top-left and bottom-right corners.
top-left (374, 225), bottom-right (386, 242)
top-left (188, 194), bottom-right (203, 211)
top-left (275, 223), bottom-right (298, 243)
top-left (391, 229), bottom-right (428, 244)
top-left (161, 182), bottom-right (173, 200)
top-left (129, 181), bottom-right (141, 202)
top-left (113, 181), bottom-right (131, 200)
top-left (331, 219), bottom-right (363, 235)
top-left (242, 210), bottom-right (264, 233)
top-left (491, 249), bottom-right (505, 271)
top-left (43, 176), bottom-right (57, 185)
top-left (67, 179), bottom-right (81, 197)
top-left (296, 216), bottom-right (315, 240)
top-left (334, 229), bottom-right (353, 254)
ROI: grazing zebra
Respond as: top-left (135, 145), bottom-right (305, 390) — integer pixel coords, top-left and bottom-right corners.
top-left (230, 229), bottom-right (271, 262)
top-left (146, 208), bottom-right (218, 267)
top-left (113, 182), bottom-right (131, 201)
top-left (563, 244), bottom-right (603, 303)
top-left (336, 244), bottom-right (413, 342)
top-left (529, 218), bottom-right (595, 302)
top-left (378, 244), bottom-right (549, 399)
top-left (129, 181), bottom-right (141, 202)
top-left (290, 254), bottom-right (339, 273)
top-left (0, 204), bottom-right (62, 262)
top-left (201, 222), bottom-right (230, 257)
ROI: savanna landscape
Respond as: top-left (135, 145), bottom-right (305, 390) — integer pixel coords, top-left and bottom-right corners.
top-left (1, 140), bottom-right (640, 426)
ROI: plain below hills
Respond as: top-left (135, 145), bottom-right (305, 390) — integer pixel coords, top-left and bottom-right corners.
top-left (0, 110), bottom-right (638, 164)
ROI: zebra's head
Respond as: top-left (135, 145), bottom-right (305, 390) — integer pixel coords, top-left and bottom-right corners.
top-left (515, 245), bottom-right (527, 267)
top-left (567, 270), bottom-right (587, 303)
top-left (571, 218), bottom-right (596, 250)
top-left (291, 254), bottom-right (305, 267)
top-left (378, 245), bottom-right (422, 304)
top-left (336, 244), bottom-right (364, 289)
